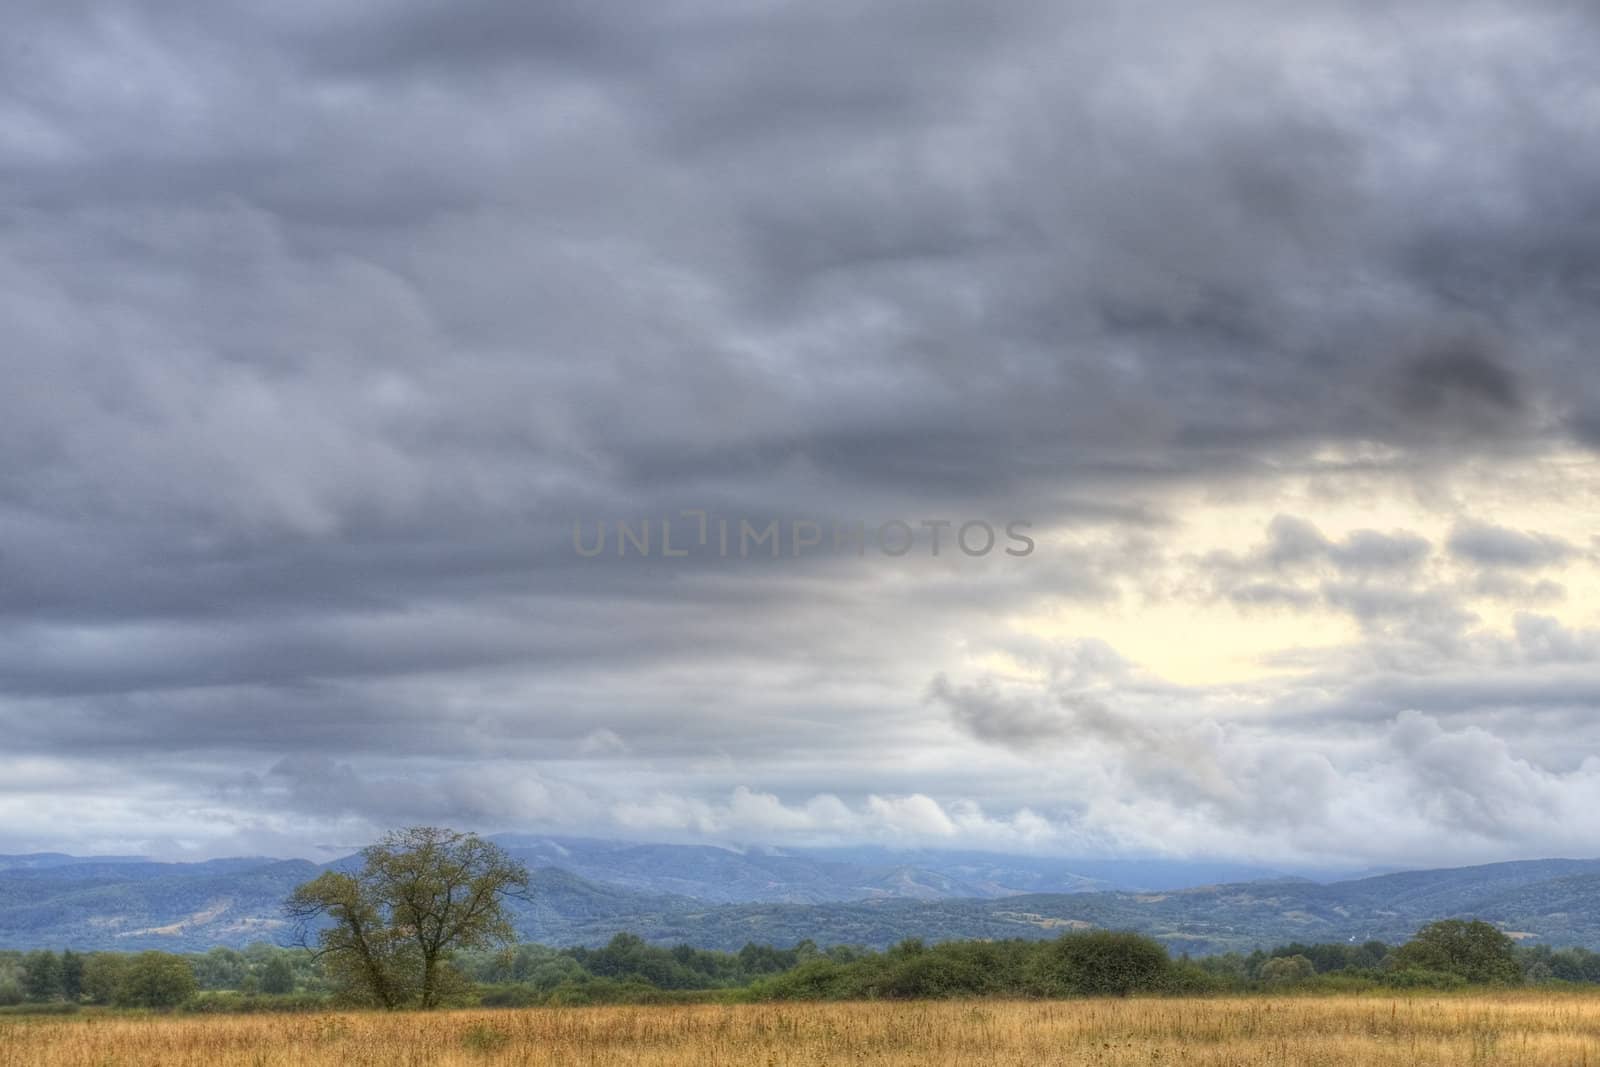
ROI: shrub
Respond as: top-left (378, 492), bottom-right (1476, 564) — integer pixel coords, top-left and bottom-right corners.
top-left (748, 959), bottom-right (855, 1001)
top-left (478, 985), bottom-right (542, 1008)
top-left (181, 993), bottom-right (329, 1014)
top-left (1382, 967), bottom-right (1468, 990)
top-left (1028, 932), bottom-right (1171, 997)
top-left (1162, 961), bottom-right (1229, 995)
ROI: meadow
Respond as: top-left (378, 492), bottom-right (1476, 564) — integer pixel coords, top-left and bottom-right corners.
top-left (5, 994), bottom-right (1600, 1067)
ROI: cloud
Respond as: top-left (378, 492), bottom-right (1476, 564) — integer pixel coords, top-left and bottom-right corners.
top-left (1449, 521), bottom-right (1576, 569)
top-left (1207, 516), bottom-right (1434, 587)
top-left (4, 0), bottom-right (1600, 867)
top-left (607, 787), bottom-right (1052, 850)
top-left (1398, 342), bottom-right (1523, 418)
top-left (931, 657), bottom-right (1600, 866)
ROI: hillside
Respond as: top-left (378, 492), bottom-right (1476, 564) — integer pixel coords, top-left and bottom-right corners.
top-left (636, 860), bottom-right (1600, 954)
top-left (0, 860), bottom-right (689, 952)
top-left (487, 836), bottom-right (1291, 903)
top-left (2, 849), bottom-right (1598, 954)
top-left (0, 859), bottom-right (317, 951)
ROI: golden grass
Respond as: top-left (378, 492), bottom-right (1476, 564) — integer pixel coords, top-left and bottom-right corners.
top-left (5, 995), bottom-right (1600, 1066)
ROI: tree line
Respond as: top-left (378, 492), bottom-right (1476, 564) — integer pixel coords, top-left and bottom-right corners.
top-left (8, 918), bottom-right (1599, 1012)
top-left (6, 827), bottom-right (1599, 1012)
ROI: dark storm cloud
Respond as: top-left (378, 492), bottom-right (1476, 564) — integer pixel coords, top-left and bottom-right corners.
top-left (5, 0), bottom-right (1600, 860)
top-left (1399, 344), bottom-right (1522, 417)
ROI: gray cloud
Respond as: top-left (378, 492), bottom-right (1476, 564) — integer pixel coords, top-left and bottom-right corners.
top-left (1449, 521), bottom-right (1576, 569)
top-left (1399, 342), bottom-right (1522, 419)
top-left (3, 0), bottom-right (1600, 864)
top-left (1204, 517), bottom-right (1447, 631)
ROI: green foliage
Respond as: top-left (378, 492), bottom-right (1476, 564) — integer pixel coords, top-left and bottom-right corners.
top-left (1266, 940), bottom-right (1390, 973)
top-left (553, 933), bottom-right (814, 991)
top-left (287, 827), bottom-right (530, 1010)
top-left (59, 949), bottom-right (84, 1002)
top-left (1028, 931), bottom-right (1172, 997)
top-left (1521, 944), bottom-right (1600, 983)
top-left (1162, 960), bottom-right (1228, 994)
top-left (22, 950), bottom-right (63, 1002)
top-left (746, 933), bottom-right (1170, 1001)
top-left (0, 911), bottom-right (1587, 1014)
top-left (193, 947), bottom-right (248, 991)
top-left (460, 943), bottom-right (588, 990)
top-left (747, 958), bottom-right (857, 1000)
top-left (1381, 966), bottom-right (1468, 990)
top-left (116, 952), bottom-right (198, 1009)
top-left (74, 950), bottom-right (197, 1008)
top-left (1389, 920), bottom-right (1522, 985)
top-left (1259, 954), bottom-right (1316, 986)
top-left (477, 984), bottom-right (544, 1008)
top-left (81, 953), bottom-right (129, 1005)
top-left (858, 940), bottom-right (1016, 999)
top-left (259, 955), bottom-right (295, 995)
top-left (542, 976), bottom-right (681, 1006)
top-left (181, 992), bottom-right (332, 1014)
top-left (287, 870), bottom-right (419, 1008)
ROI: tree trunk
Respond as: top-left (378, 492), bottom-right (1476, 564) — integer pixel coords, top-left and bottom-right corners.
top-left (420, 954), bottom-right (436, 1010)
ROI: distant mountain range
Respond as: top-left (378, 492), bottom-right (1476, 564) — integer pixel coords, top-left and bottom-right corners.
top-left (487, 837), bottom-right (1296, 903)
top-left (2, 838), bottom-right (1597, 955)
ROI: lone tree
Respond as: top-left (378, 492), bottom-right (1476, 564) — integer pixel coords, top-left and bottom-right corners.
top-left (287, 826), bottom-right (530, 1009)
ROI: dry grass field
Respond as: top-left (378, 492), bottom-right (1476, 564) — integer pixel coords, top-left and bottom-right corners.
top-left (5, 995), bottom-right (1600, 1067)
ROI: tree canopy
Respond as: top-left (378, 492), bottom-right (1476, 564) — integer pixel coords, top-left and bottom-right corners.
top-left (1389, 919), bottom-right (1522, 985)
top-left (286, 826), bottom-right (530, 1009)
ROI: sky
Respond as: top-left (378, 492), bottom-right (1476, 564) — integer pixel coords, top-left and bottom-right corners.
top-left (3, 0), bottom-right (1600, 870)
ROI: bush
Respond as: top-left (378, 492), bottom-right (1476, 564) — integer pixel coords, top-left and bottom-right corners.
top-left (748, 959), bottom-right (855, 1001)
top-left (478, 985), bottom-right (543, 1008)
top-left (1299, 971), bottom-right (1389, 993)
top-left (1381, 967), bottom-right (1468, 990)
top-left (1028, 932), bottom-right (1171, 997)
top-left (1162, 961), bottom-right (1229, 995)
top-left (181, 993), bottom-right (329, 1014)
top-left (861, 941), bottom-right (1021, 999)
top-left (543, 977), bottom-right (674, 1006)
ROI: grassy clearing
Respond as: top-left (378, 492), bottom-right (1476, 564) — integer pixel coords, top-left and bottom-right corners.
top-left (4, 994), bottom-right (1600, 1066)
